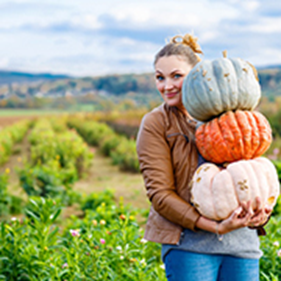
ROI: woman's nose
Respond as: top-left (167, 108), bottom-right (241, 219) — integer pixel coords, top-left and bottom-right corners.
top-left (164, 79), bottom-right (174, 90)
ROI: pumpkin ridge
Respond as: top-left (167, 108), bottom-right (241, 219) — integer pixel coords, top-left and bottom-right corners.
top-left (210, 171), bottom-right (219, 221)
top-left (211, 61), bottom-right (224, 115)
top-left (252, 111), bottom-right (272, 157)
top-left (190, 73), bottom-right (212, 119)
top-left (227, 160), bottom-right (251, 204)
top-left (235, 110), bottom-right (254, 159)
top-left (245, 111), bottom-right (260, 157)
top-left (196, 62), bottom-right (222, 119)
top-left (182, 73), bottom-right (202, 119)
top-left (233, 58), bottom-right (260, 110)
top-left (207, 119), bottom-right (226, 162)
top-left (250, 159), bottom-right (268, 210)
top-left (201, 123), bottom-right (220, 162)
top-left (226, 162), bottom-right (240, 206)
top-left (223, 111), bottom-right (243, 160)
top-left (216, 59), bottom-right (237, 111)
top-left (213, 169), bottom-right (239, 220)
top-left (244, 160), bottom-right (260, 210)
top-left (183, 64), bottom-right (213, 120)
top-left (229, 58), bottom-right (246, 109)
top-left (195, 125), bottom-right (215, 162)
top-left (216, 114), bottom-right (234, 162)
top-left (236, 110), bottom-right (252, 159)
top-left (228, 59), bottom-right (239, 108)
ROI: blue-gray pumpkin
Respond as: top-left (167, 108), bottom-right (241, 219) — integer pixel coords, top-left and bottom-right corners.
top-left (182, 57), bottom-right (261, 121)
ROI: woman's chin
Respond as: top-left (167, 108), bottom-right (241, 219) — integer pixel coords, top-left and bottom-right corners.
top-left (166, 99), bottom-right (181, 107)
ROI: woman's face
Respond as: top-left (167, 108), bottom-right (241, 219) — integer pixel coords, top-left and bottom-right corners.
top-left (154, 55), bottom-right (193, 111)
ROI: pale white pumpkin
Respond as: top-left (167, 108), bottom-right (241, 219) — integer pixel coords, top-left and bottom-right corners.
top-left (182, 57), bottom-right (261, 121)
top-left (190, 157), bottom-right (280, 221)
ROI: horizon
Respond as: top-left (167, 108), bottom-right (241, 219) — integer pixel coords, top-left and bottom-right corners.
top-left (1, 62), bottom-right (281, 79)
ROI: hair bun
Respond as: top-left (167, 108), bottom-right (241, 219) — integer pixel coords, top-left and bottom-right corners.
top-left (171, 34), bottom-right (203, 55)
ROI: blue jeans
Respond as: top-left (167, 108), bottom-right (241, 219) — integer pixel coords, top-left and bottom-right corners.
top-left (164, 249), bottom-right (259, 281)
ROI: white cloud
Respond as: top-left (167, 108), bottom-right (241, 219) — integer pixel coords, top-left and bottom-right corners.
top-left (0, 58), bottom-right (9, 68)
top-left (248, 17), bottom-right (281, 33)
top-left (241, 1), bottom-right (260, 12)
top-left (0, 0), bottom-right (280, 75)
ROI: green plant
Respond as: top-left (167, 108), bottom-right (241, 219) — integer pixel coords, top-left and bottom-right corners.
top-left (81, 189), bottom-right (115, 211)
top-left (0, 193), bottom-right (166, 280)
top-left (110, 138), bottom-right (140, 173)
top-left (260, 215), bottom-right (281, 280)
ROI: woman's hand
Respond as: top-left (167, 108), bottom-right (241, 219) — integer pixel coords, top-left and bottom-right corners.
top-left (247, 196), bottom-right (273, 228)
top-left (195, 198), bottom-right (273, 235)
top-left (195, 200), bottom-right (253, 235)
top-left (218, 200), bottom-right (253, 235)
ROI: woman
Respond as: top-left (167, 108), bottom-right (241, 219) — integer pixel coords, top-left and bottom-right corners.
top-left (136, 34), bottom-right (272, 281)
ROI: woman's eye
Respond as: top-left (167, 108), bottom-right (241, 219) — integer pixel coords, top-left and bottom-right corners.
top-left (156, 75), bottom-right (164, 81)
top-left (174, 74), bottom-right (182, 79)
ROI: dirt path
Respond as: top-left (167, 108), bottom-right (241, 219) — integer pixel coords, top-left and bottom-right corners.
top-left (73, 148), bottom-right (149, 210)
top-left (0, 130), bottom-right (30, 201)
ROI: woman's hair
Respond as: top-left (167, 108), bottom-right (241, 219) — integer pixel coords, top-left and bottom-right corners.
top-left (154, 33), bottom-right (203, 66)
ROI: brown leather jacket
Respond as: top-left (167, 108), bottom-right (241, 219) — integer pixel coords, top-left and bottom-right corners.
top-left (136, 103), bottom-right (201, 244)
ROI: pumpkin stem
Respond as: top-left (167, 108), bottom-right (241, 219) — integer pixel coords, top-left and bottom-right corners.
top-left (222, 50), bottom-right (227, 58)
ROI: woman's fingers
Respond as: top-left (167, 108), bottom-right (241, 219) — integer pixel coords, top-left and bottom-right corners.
top-left (247, 197), bottom-right (273, 227)
top-left (222, 199), bottom-right (273, 231)
top-left (264, 205), bottom-right (273, 214)
top-left (232, 206), bottom-right (243, 218)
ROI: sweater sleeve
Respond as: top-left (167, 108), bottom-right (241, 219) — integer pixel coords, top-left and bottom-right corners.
top-left (136, 110), bottom-right (200, 231)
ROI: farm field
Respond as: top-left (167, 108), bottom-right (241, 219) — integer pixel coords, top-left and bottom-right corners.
top-left (0, 111), bottom-right (280, 280)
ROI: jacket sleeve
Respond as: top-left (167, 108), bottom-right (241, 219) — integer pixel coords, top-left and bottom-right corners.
top-left (136, 111), bottom-right (201, 231)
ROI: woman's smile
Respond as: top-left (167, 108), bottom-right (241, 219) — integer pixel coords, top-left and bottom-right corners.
top-left (165, 91), bottom-right (179, 98)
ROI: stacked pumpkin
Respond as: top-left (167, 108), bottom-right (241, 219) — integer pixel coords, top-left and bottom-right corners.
top-left (182, 52), bottom-right (280, 221)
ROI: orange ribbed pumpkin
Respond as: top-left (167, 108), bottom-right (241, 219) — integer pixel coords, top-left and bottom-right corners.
top-left (196, 110), bottom-right (272, 164)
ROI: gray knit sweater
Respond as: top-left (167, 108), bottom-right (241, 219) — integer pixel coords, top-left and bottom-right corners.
top-left (162, 227), bottom-right (262, 261)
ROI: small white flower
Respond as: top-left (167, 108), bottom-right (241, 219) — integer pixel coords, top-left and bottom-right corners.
top-left (88, 234), bottom-right (92, 239)
top-left (11, 217), bottom-right (17, 222)
top-left (278, 249), bottom-right (281, 257)
top-left (273, 241), bottom-right (280, 247)
top-left (140, 258), bottom-right (147, 266)
top-left (140, 238), bottom-right (147, 244)
top-left (116, 246), bottom-right (122, 251)
top-left (120, 255), bottom-right (124, 260)
top-left (160, 264), bottom-right (165, 270)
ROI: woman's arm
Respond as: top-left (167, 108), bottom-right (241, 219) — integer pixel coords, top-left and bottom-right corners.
top-left (136, 110), bottom-right (200, 231)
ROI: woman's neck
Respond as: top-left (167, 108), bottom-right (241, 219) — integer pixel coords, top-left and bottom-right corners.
top-left (176, 104), bottom-right (191, 118)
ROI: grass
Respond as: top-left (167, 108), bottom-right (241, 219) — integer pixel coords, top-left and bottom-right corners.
top-left (74, 148), bottom-right (149, 210)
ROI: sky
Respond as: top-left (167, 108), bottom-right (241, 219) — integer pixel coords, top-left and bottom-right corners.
top-left (0, 0), bottom-right (281, 77)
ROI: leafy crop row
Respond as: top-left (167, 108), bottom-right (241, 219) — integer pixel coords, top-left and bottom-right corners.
top-left (0, 120), bottom-right (31, 217)
top-left (67, 118), bottom-right (139, 173)
top-left (18, 118), bottom-right (93, 204)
